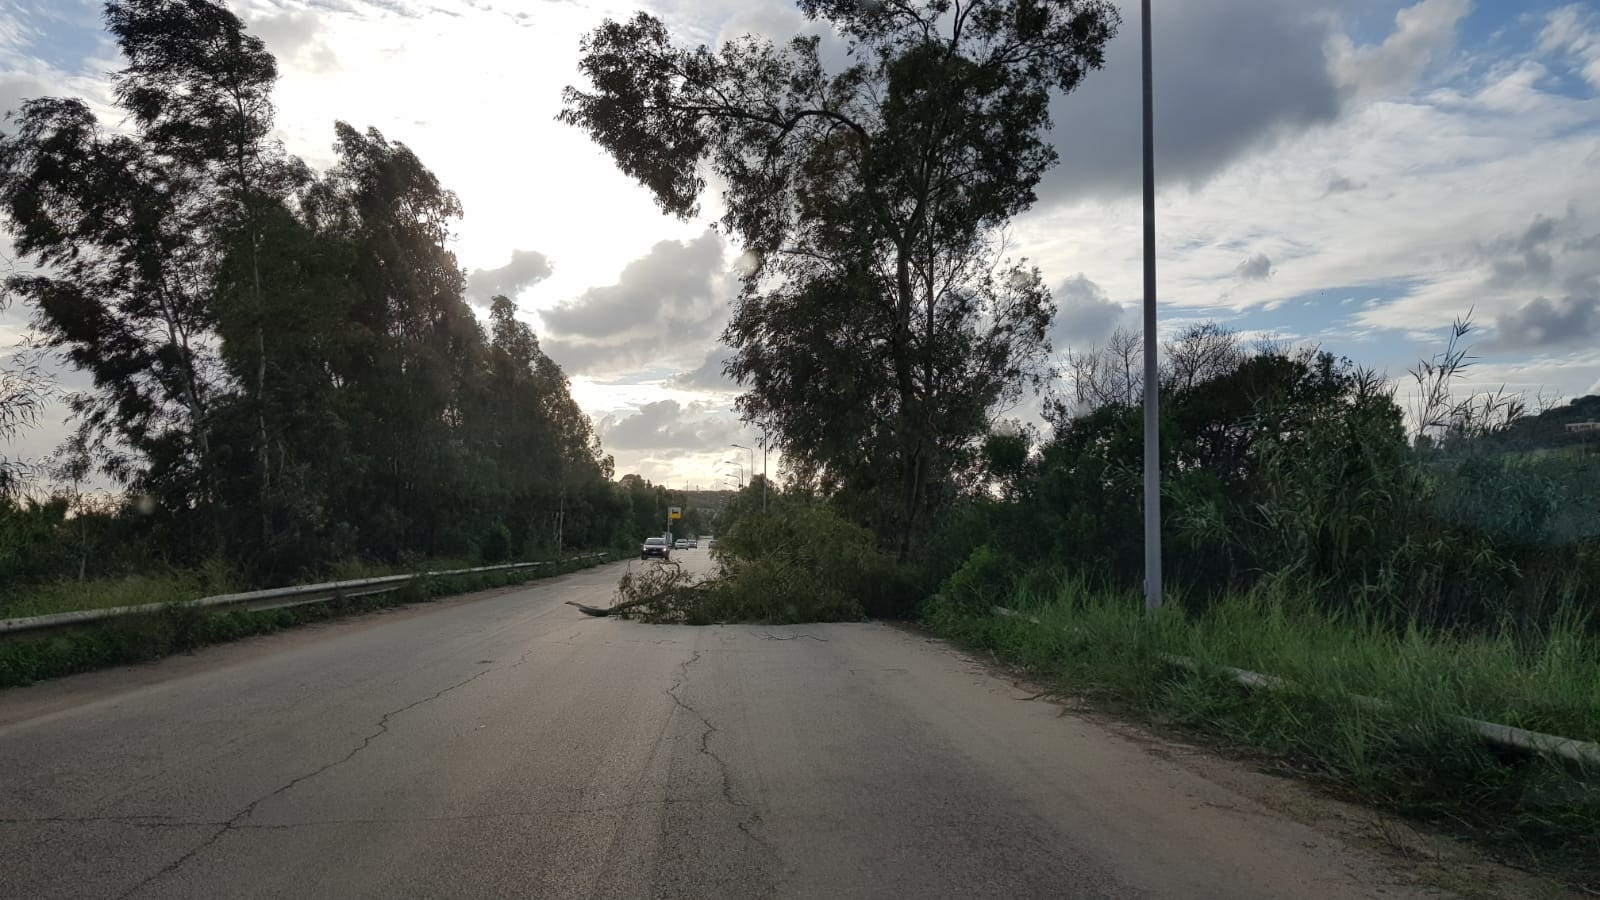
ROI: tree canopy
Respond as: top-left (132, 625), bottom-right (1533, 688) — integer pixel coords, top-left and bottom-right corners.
top-left (0, 0), bottom-right (625, 580)
top-left (561, 0), bottom-right (1119, 554)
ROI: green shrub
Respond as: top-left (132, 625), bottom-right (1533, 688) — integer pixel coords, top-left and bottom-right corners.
top-left (711, 502), bottom-right (879, 623)
top-left (859, 558), bottom-right (931, 619)
top-left (940, 544), bottom-right (1019, 615)
top-left (613, 501), bottom-right (883, 624)
top-left (479, 523), bottom-right (514, 563)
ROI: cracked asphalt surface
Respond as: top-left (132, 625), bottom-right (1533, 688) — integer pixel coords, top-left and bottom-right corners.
top-left (2, 556), bottom-right (1443, 899)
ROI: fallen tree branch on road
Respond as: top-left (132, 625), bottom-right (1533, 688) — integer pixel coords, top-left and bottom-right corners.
top-left (565, 596), bottom-right (660, 618)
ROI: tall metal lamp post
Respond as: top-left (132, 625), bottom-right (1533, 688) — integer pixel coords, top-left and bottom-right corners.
top-left (732, 440), bottom-right (766, 513)
top-left (1140, 0), bottom-right (1163, 613)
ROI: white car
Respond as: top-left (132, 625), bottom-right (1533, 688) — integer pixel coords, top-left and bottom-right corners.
top-left (674, 539), bottom-right (689, 550)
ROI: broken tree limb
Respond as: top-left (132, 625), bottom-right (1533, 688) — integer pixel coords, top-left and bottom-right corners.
top-left (565, 596), bottom-right (660, 617)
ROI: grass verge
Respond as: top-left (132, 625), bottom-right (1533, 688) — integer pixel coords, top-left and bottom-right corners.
top-left (0, 553), bottom-right (611, 689)
top-left (0, 555), bottom-right (511, 620)
top-left (923, 579), bottom-right (1600, 884)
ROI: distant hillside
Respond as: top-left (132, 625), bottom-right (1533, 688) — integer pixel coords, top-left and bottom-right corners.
top-left (1491, 394), bottom-right (1600, 452)
top-left (683, 490), bottom-right (736, 513)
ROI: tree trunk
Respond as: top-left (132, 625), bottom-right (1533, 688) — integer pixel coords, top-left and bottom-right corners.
top-left (893, 247), bottom-right (923, 562)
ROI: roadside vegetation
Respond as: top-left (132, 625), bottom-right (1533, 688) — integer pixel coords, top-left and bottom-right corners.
top-left (909, 323), bottom-right (1600, 879)
top-left (608, 500), bottom-right (889, 624)
top-left (0, 552), bottom-right (611, 688)
top-left (0, 1), bottom-right (725, 621)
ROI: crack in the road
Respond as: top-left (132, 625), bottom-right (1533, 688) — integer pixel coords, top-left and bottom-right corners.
top-left (0, 815), bottom-right (227, 830)
top-left (113, 667), bottom-right (493, 899)
top-left (759, 632), bottom-right (828, 642)
top-left (5, 798), bottom-right (715, 835)
top-left (664, 649), bottom-right (781, 894)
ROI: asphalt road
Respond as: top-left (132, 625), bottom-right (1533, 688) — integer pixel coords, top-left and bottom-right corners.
top-left (1, 555), bottom-right (1451, 899)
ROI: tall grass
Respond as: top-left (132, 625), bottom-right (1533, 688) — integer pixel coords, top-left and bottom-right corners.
top-left (925, 577), bottom-right (1600, 874)
top-left (0, 553), bottom-right (613, 687)
top-left (0, 551), bottom-right (585, 620)
top-left (0, 561), bottom-right (240, 619)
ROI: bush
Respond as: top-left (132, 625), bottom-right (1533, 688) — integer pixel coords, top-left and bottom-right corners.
top-left (713, 503), bottom-right (880, 622)
top-left (479, 522), bottom-right (513, 563)
top-left (858, 558), bottom-right (931, 619)
top-left (612, 501), bottom-right (885, 624)
top-left (940, 544), bottom-right (1019, 615)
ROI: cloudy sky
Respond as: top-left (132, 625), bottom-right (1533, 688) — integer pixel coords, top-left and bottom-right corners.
top-left (2, 0), bottom-right (1598, 488)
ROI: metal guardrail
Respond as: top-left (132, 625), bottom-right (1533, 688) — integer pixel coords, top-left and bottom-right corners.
top-left (0, 553), bottom-right (612, 638)
top-left (989, 605), bottom-right (1600, 770)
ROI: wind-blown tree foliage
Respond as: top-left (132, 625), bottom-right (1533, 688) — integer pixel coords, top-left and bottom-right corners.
top-left (560, 0), bottom-right (1118, 555)
top-left (0, 339), bottom-right (52, 498)
top-left (0, 97), bottom-right (221, 517)
top-left (483, 294), bottom-right (615, 554)
top-left (935, 323), bottom-right (1600, 631)
top-left (109, 0), bottom-right (305, 537)
top-left (0, 0), bottom-right (624, 581)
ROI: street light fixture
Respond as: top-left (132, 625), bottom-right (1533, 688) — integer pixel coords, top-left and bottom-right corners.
top-left (723, 459), bottom-right (743, 487)
top-left (733, 437), bottom-right (768, 513)
top-left (731, 443), bottom-right (754, 478)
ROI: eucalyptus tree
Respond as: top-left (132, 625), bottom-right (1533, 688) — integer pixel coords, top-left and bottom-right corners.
top-left (0, 97), bottom-right (221, 514)
top-left (561, 0), bottom-right (1118, 554)
top-left (108, 0), bottom-right (302, 530)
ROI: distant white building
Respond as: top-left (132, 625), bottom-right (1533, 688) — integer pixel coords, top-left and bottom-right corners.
top-left (1566, 422), bottom-right (1600, 433)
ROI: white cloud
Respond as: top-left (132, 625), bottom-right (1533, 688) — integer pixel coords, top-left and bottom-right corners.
top-left (237, 3), bottom-right (340, 73)
top-left (252, 0), bottom-right (713, 308)
top-left (1539, 3), bottom-right (1600, 90)
top-left (597, 399), bottom-right (739, 452)
top-left (666, 347), bottom-right (739, 394)
top-left (1050, 274), bottom-right (1126, 350)
top-left (464, 248), bottom-right (552, 308)
top-left (585, 391), bottom-right (767, 487)
top-left (1235, 253), bottom-right (1273, 282)
top-left (1327, 0), bottom-right (1471, 102)
top-left (539, 229), bottom-right (731, 376)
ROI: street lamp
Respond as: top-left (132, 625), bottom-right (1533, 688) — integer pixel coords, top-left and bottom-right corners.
top-left (731, 443), bottom-right (754, 478)
top-left (723, 460), bottom-right (743, 488)
top-left (733, 437), bottom-right (768, 513)
top-left (1140, 0), bottom-right (1163, 612)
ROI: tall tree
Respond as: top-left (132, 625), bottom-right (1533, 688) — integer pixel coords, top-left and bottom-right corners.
top-left (296, 122), bottom-right (489, 557)
top-left (0, 98), bottom-right (219, 514)
top-left (0, 336), bottom-right (53, 499)
top-left (484, 295), bottom-right (610, 551)
top-left (561, 0), bottom-right (1118, 554)
top-left (107, 0), bottom-right (298, 537)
